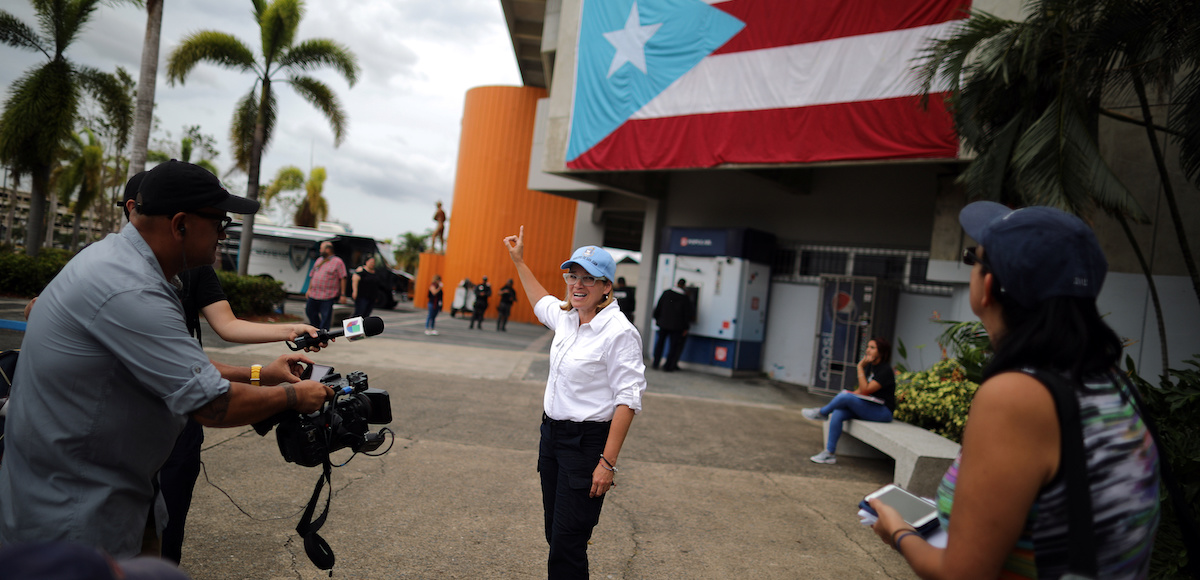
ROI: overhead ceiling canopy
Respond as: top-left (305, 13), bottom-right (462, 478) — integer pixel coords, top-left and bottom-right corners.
top-left (500, 0), bottom-right (547, 88)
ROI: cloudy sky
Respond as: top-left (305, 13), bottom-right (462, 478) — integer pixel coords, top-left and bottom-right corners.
top-left (0, 0), bottom-right (523, 242)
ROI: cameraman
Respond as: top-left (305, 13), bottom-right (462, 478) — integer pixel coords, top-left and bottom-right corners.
top-left (0, 160), bottom-right (335, 559)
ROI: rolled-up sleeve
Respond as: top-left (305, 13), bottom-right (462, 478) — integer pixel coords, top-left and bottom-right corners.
top-left (607, 329), bottom-right (646, 414)
top-left (92, 287), bottom-right (229, 415)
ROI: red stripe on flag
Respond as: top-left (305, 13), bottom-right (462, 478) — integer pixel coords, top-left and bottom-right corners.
top-left (566, 93), bottom-right (958, 170)
top-left (711, 0), bottom-right (971, 55)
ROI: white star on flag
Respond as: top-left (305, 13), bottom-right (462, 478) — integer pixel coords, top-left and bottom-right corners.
top-left (603, 1), bottom-right (662, 78)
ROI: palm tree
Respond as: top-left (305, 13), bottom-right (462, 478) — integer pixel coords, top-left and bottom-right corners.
top-left (166, 0), bottom-right (359, 275)
top-left (914, 0), bottom-right (1194, 371)
top-left (127, 0), bottom-right (161, 178)
top-left (292, 166), bottom-right (328, 228)
top-left (148, 125), bottom-right (221, 176)
top-left (260, 164), bottom-right (305, 217)
top-left (392, 231), bottom-right (428, 274)
top-left (53, 128), bottom-right (106, 250)
top-left (0, 0), bottom-right (133, 255)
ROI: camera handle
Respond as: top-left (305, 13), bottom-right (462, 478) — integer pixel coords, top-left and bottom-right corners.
top-left (297, 456), bottom-right (336, 571)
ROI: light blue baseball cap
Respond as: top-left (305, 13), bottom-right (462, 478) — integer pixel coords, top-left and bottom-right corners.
top-left (560, 245), bottom-right (616, 281)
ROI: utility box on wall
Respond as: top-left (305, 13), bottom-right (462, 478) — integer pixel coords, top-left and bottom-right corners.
top-left (654, 228), bottom-right (775, 375)
top-left (810, 276), bottom-right (900, 395)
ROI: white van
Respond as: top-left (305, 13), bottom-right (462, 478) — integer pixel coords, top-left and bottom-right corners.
top-left (220, 221), bottom-right (410, 308)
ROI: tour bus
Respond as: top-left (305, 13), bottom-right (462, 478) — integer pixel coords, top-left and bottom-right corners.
top-left (219, 221), bottom-right (411, 309)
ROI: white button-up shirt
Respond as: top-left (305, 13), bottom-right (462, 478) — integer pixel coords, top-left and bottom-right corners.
top-left (534, 295), bottom-right (646, 422)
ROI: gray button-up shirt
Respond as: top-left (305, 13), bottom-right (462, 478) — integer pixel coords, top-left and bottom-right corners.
top-left (0, 223), bottom-right (229, 557)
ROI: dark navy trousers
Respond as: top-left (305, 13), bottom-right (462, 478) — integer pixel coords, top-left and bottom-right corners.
top-left (538, 414), bottom-right (610, 579)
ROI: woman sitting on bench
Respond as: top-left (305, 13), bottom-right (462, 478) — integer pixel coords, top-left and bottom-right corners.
top-left (801, 337), bottom-right (895, 464)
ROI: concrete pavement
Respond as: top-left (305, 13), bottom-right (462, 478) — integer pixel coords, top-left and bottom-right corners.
top-left (0, 298), bottom-right (917, 579)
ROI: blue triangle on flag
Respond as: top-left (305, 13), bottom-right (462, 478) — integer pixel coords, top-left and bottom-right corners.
top-left (567, 0), bottom-right (744, 162)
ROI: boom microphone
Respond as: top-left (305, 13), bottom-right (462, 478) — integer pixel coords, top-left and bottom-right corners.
top-left (289, 316), bottom-right (385, 351)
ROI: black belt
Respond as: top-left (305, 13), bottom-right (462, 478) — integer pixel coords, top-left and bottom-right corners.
top-left (541, 412), bottom-right (611, 430)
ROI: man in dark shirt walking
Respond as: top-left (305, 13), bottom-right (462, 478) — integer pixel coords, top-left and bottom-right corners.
top-left (469, 276), bottom-right (492, 329)
top-left (653, 278), bottom-right (693, 372)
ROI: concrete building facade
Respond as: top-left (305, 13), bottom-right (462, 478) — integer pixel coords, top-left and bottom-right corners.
top-left (499, 0), bottom-right (1200, 381)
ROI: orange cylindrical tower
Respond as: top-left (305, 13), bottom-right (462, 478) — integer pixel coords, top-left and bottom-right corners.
top-left (440, 86), bottom-right (576, 325)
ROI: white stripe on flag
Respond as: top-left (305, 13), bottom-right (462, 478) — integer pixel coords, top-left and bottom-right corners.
top-left (630, 20), bottom-right (959, 120)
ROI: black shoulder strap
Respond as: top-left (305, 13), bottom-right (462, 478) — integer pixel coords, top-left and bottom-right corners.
top-left (1028, 369), bottom-right (1098, 578)
top-left (296, 458), bottom-right (336, 571)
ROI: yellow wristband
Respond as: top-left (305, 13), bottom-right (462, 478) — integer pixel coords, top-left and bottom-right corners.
top-left (250, 364), bottom-right (262, 386)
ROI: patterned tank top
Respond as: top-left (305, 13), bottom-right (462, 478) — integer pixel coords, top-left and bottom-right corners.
top-left (935, 370), bottom-right (1160, 579)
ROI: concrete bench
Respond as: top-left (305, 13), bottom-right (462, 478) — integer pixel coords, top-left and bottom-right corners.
top-left (823, 419), bottom-right (960, 497)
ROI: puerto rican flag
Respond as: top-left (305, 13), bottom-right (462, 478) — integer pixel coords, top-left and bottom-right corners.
top-left (566, 0), bottom-right (970, 170)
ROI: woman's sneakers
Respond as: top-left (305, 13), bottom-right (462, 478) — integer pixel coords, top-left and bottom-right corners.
top-left (810, 450), bottom-right (837, 464)
top-left (801, 408), bottom-right (827, 421)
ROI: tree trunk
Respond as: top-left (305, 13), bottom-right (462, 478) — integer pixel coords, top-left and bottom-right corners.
top-left (72, 212), bottom-right (82, 251)
top-left (1116, 213), bottom-right (1169, 374)
top-left (237, 77), bottom-right (270, 276)
top-left (128, 0), bottom-right (163, 178)
top-left (24, 165), bottom-right (49, 255)
top-left (44, 191), bottom-right (58, 250)
top-left (3, 167), bottom-right (12, 246)
top-left (1131, 74), bottom-right (1200, 308)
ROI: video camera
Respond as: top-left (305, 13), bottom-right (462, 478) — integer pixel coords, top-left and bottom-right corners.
top-left (253, 363), bottom-right (393, 467)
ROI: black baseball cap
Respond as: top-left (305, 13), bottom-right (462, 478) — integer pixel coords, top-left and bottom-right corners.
top-left (134, 160), bottom-right (259, 215)
top-left (959, 201), bottom-right (1107, 308)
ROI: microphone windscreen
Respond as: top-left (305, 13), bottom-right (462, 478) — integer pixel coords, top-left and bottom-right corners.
top-left (362, 316), bottom-right (385, 336)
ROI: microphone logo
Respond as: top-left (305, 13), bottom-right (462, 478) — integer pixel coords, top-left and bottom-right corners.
top-left (343, 316), bottom-right (366, 341)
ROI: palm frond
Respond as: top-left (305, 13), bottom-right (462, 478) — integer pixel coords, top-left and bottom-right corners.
top-left (259, 0), bottom-right (302, 66)
top-left (0, 11), bottom-right (51, 57)
top-left (75, 66), bottom-right (133, 152)
top-left (54, 0), bottom-right (102, 56)
top-left (0, 61), bottom-right (80, 173)
top-left (229, 88), bottom-right (258, 173)
top-left (280, 39), bottom-right (360, 86)
top-left (288, 75), bottom-right (346, 145)
top-left (261, 165), bottom-right (304, 205)
top-left (166, 31), bottom-right (257, 85)
top-left (1172, 69), bottom-right (1200, 185)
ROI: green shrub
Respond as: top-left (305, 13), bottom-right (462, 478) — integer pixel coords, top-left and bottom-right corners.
top-left (1125, 356), bottom-right (1200, 580)
top-left (895, 359), bottom-right (979, 443)
top-left (0, 248), bottom-right (75, 296)
top-left (215, 270), bottom-right (286, 317)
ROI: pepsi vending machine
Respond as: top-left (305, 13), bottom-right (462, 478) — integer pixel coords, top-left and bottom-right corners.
top-left (654, 228), bottom-right (774, 375)
top-left (810, 276), bottom-right (900, 395)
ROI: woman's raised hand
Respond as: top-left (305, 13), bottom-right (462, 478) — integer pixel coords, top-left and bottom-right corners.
top-left (503, 225), bottom-right (525, 263)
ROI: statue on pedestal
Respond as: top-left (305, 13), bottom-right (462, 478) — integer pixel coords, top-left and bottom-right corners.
top-left (431, 201), bottom-right (446, 253)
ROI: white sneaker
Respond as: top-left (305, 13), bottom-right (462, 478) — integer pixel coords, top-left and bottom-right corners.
top-left (810, 450), bottom-right (836, 464)
top-left (424, 330), bottom-right (432, 335)
top-left (429, 330), bottom-right (438, 335)
top-left (801, 408), bottom-right (827, 421)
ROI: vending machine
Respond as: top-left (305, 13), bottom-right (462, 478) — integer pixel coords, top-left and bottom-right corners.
top-left (653, 228), bottom-right (774, 375)
top-left (809, 276), bottom-right (900, 395)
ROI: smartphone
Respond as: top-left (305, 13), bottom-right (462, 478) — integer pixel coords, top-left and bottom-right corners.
top-left (861, 484), bottom-right (939, 534)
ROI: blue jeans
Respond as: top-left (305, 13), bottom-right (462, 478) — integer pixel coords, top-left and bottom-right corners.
top-left (426, 303), bottom-right (440, 329)
top-left (821, 392), bottom-right (893, 454)
top-left (305, 297), bottom-right (336, 330)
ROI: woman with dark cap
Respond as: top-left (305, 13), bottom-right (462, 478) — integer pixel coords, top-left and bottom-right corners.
top-left (868, 202), bottom-right (1159, 579)
top-left (503, 226), bottom-right (646, 579)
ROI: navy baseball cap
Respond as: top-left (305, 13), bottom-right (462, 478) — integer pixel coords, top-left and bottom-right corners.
top-left (560, 245), bottom-right (616, 280)
top-left (959, 201), bottom-right (1107, 308)
top-left (136, 160), bottom-right (259, 216)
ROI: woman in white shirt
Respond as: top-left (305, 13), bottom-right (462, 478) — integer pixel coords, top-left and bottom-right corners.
top-left (503, 226), bottom-right (647, 579)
